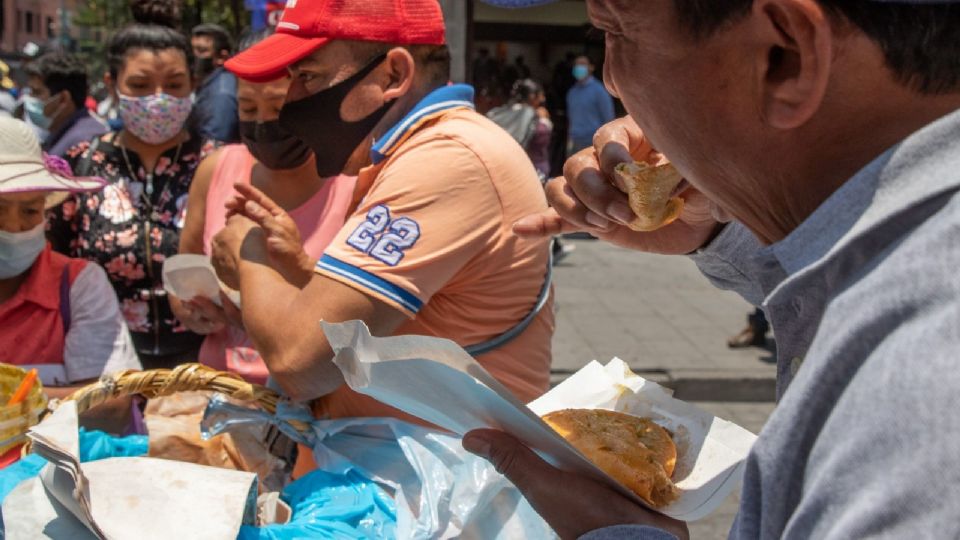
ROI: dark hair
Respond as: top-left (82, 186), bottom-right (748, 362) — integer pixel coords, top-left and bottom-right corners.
top-left (349, 42), bottom-right (451, 88)
top-left (192, 23), bottom-right (233, 56)
top-left (236, 26), bottom-right (274, 54)
top-left (107, 24), bottom-right (192, 79)
top-left (511, 78), bottom-right (543, 103)
top-left (673, 0), bottom-right (960, 94)
top-left (25, 52), bottom-right (88, 108)
top-left (130, 0), bottom-right (182, 28)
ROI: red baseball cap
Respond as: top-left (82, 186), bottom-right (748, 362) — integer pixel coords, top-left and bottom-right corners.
top-left (226, 0), bottom-right (447, 83)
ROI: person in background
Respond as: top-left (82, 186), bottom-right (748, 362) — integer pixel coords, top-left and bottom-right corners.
top-left (48, 22), bottom-right (208, 370)
top-left (0, 117), bottom-right (140, 431)
top-left (728, 307), bottom-right (770, 348)
top-left (565, 55), bottom-right (614, 155)
top-left (0, 62), bottom-right (16, 118)
top-left (170, 28), bottom-right (357, 384)
top-left (23, 53), bottom-right (109, 158)
top-left (191, 23), bottom-right (240, 144)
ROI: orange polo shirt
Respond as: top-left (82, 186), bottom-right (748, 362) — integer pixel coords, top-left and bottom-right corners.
top-left (314, 85), bottom-right (554, 420)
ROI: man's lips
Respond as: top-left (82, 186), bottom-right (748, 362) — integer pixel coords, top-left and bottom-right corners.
top-left (671, 179), bottom-right (691, 198)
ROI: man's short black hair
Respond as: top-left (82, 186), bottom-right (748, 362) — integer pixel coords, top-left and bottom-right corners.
top-left (24, 52), bottom-right (88, 109)
top-left (673, 0), bottom-right (960, 94)
top-left (192, 23), bottom-right (233, 56)
top-left (350, 42), bottom-right (451, 89)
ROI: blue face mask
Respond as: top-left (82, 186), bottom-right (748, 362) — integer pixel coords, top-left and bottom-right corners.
top-left (572, 65), bottom-right (590, 81)
top-left (22, 95), bottom-right (53, 130)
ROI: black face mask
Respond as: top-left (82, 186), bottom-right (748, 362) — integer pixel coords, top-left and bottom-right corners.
top-left (279, 54), bottom-right (394, 177)
top-left (194, 56), bottom-right (216, 80)
top-left (239, 120), bottom-right (312, 171)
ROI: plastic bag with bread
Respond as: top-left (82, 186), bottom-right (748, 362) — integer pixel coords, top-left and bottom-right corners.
top-left (614, 153), bottom-right (685, 232)
top-left (542, 408), bottom-right (679, 508)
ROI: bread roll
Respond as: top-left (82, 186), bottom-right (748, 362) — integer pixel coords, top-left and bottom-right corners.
top-left (542, 408), bottom-right (679, 508)
top-left (615, 156), bottom-right (685, 232)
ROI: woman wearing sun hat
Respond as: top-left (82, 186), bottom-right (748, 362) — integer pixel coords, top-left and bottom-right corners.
top-left (0, 117), bottom-right (141, 430)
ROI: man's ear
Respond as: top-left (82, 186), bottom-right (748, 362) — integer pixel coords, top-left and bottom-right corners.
top-left (382, 47), bottom-right (415, 102)
top-left (752, 0), bottom-right (833, 130)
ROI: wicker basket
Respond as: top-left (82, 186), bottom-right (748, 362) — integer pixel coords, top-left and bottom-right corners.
top-left (0, 364), bottom-right (48, 454)
top-left (63, 363), bottom-right (309, 434)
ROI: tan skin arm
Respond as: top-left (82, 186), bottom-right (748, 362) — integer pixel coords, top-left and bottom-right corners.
top-left (210, 184), bottom-right (409, 402)
top-left (226, 223), bottom-right (409, 402)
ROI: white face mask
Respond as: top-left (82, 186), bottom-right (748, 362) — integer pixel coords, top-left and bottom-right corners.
top-left (0, 222), bottom-right (47, 279)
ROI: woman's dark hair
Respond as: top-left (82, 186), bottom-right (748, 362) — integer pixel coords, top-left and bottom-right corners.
top-left (236, 26), bottom-right (274, 54)
top-left (107, 24), bottom-right (192, 79)
top-left (129, 0), bottom-right (182, 29)
top-left (511, 78), bottom-right (544, 104)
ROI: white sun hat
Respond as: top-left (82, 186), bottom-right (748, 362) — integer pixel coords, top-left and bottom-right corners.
top-left (0, 117), bottom-right (106, 207)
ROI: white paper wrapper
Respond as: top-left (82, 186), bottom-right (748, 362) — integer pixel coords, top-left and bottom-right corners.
top-left (324, 320), bottom-right (758, 522)
top-left (162, 254), bottom-right (242, 308)
top-left (4, 402), bottom-right (258, 540)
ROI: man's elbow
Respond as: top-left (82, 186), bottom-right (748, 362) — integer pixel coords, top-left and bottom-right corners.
top-left (265, 351), bottom-right (345, 403)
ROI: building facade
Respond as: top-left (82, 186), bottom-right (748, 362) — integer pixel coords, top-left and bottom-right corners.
top-left (1, 0), bottom-right (76, 56)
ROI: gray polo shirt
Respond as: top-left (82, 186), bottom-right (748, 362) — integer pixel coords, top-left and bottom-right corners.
top-left (583, 108), bottom-right (960, 539)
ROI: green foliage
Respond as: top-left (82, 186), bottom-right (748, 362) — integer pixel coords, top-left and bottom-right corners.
top-left (71, 0), bottom-right (250, 80)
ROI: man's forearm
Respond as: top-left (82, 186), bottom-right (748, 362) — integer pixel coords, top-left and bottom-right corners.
top-left (237, 257), bottom-right (343, 401)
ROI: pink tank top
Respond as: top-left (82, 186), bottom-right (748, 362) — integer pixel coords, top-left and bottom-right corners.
top-left (199, 144), bottom-right (356, 383)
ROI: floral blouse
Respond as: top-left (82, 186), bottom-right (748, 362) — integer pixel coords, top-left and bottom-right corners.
top-left (48, 132), bottom-right (214, 358)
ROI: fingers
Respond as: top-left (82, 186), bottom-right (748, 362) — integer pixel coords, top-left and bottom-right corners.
top-left (219, 291), bottom-right (244, 328)
top-left (513, 208), bottom-right (578, 238)
top-left (550, 172), bottom-right (628, 231)
top-left (187, 296), bottom-right (229, 325)
top-left (234, 183), bottom-right (285, 217)
top-left (463, 429), bottom-right (554, 498)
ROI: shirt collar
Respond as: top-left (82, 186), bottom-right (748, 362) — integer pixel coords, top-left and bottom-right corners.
top-left (371, 84), bottom-right (475, 165)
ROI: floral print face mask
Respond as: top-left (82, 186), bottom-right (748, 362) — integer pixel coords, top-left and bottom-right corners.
top-left (118, 92), bottom-right (193, 145)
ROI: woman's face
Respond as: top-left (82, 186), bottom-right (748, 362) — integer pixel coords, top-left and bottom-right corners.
top-left (116, 48), bottom-right (191, 98)
top-left (237, 76), bottom-right (291, 123)
top-left (0, 193), bottom-right (46, 233)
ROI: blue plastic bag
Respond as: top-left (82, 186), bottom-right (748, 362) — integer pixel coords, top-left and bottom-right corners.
top-left (239, 470), bottom-right (396, 540)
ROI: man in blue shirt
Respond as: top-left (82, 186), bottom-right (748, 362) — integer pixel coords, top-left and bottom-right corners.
top-left (565, 55), bottom-right (615, 154)
top-left (23, 53), bottom-right (107, 157)
top-left (191, 24), bottom-right (239, 144)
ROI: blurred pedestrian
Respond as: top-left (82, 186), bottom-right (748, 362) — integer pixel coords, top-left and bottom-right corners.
top-left (565, 55), bottom-right (614, 154)
top-left (170, 28), bottom-right (356, 384)
top-left (0, 62), bottom-right (16, 118)
top-left (191, 23), bottom-right (240, 144)
top-left (728, 308), bottom-right (770, 348)
top-left (23, 52), bottom-right (108, 157)
top-left (487, 79), bottom-right (551, 175)
top-left (48, 22), bottom-right (208, 369)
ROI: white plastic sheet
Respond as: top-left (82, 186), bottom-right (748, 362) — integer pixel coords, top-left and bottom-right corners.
top-left (324, 320), bottom-right (758, 522)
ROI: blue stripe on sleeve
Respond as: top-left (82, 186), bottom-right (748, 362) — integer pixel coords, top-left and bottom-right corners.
top-left (316, 254), bottom-right (424, 314)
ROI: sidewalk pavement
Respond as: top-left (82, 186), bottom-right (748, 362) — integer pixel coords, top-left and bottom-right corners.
top-left (550, 238), bottom-right (779, 539)
top-left (550, 237), bottom-right (778, 401)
